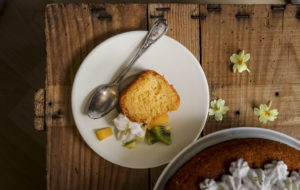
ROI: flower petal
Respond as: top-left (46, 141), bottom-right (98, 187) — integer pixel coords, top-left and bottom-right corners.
top-left (244, 53), bottom-right (250, 62)
top-left (215, 113), bottom-right (223, 121)
top-left (259, 115), bottom-right (268, 124)
top-left (230, 54), bottom-right (239, 63)
top-left (233, 64), bottom-right (238, 73)
top-left (209, 108), bottom-right (215, 116)
top-left (268, 115), bottom-right (276, 121)
top-left (217, 99), bottom-right (225, 107)
top-left (239, 50), bottom-right (245, 57)
top-left (210, 100), bottom-right (217, 108)
top-left (237, 64), bottom-right (248, 73)
top-left (254, 108), bottom-right (261, 116)
top-left (267, 101), bottom-right (272, 108)
top-left (260, 104), bottom-right (269, 111)
top-left (270, 109), bottom-right (279, 117)
top-left (222, 106), bottom-right (229, 114)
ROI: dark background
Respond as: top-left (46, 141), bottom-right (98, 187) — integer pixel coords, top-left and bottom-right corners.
top-left (0, 0), bottom-right (287, 189)
top-left (0, 0), bottom-right (46, 189)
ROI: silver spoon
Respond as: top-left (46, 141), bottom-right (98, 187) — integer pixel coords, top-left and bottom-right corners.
top-left (87, 19), bottom-right (168, 119)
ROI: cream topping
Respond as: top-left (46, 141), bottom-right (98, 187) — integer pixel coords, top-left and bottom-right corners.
top-left (113, 113), bottom-right (145, 143)
top-left (199, 158), bottom-right (300, 190)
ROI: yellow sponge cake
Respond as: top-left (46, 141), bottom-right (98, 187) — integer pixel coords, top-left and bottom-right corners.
top-left (119, 70), bottom-right (180, 124)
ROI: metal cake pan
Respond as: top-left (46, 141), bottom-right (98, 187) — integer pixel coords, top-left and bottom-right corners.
top-left (154, 127), bottom-right (300, 190)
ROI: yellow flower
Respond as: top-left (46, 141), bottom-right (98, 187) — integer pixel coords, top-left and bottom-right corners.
top-left (254, 101), bottom-right (278, 124)
top-left (209, 99), bottom-right (229, 121)
top-left (230, 50), bottom-right (250, 73)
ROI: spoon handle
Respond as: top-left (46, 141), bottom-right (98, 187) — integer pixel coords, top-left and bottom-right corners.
top-left (112, 19), bottom-right (168, 84)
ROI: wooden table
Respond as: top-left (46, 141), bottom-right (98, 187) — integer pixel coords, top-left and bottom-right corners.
top-left (34, 3), bottom-right (300, 190)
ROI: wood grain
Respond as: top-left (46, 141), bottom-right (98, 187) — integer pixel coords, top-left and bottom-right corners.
top-left (34, 88), bottom-right (45, 131)
top-left (149, 4), bottom-right (200, 60)
top-left (148, 4), bottom-right (200, 188)
top-left (201, 5), bottom-right (300, 139)
top-left (45, 4), bottom-right (148, 190)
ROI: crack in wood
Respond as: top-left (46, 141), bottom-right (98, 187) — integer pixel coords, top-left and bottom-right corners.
top-left (98, 14), bottom-right (112, 21)
top-left (271, 5), bottom-right (286, 11)
top-left (90, 6), bottom-right (106, 13)
top-left (235, 13), bottom-right (250, 19)
top-left (156, 7), bottom-right (170, 12)
top-left (191, 15), bottom-right (206, 19)
top-left (51, 114), bottom-right (61, 119)
top-left (296, 11), bottom-right (300, 19)
top-left (150, 15), bottom-right (164, 19)
top-left (207, 6), bottom-right (221, 12)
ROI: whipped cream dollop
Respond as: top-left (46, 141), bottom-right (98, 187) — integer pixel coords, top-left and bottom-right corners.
top-left (199, 158), bottom-right (300, 190)
top-left (113, 114), bottom-right (145, 143)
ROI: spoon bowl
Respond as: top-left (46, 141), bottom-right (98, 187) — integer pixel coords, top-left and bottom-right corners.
top-left (87, 84), bottom-right (119, 119)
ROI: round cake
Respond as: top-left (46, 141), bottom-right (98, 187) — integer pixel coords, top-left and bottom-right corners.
top-left (165, 138), bottom-right (300, 190)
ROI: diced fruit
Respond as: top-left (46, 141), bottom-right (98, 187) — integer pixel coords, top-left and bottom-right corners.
top-left (123, 140), bottom-right (136, 148)
top-left (146, 130), bottom-right (159, 145)
top-left (124, 123), bottom-right (130, 135)
top-left (151, 126), bottom-right (172, 145)
top-left (136, 125), bottom-right (146, 142)
top-left (146, 126), bottom-right (172, 145)
top-left (136, 135), bottom-right (145, 142)
top-left (165, 125), bottom-right (171, 131)
top-left (95, 127), bottom-right (113, 141)
top-left (148, 113), bottom-right (169, 130)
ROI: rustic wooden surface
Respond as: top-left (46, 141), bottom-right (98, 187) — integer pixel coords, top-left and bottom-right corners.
top-left (43, 3), bottom-right (300, 190)
top-left (45, 4), bottom-right (149, 190)
top-left (201, 5), bottom-right (300, 138)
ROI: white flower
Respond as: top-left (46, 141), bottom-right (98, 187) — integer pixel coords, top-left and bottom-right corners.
top-left (254, 101), bottom-right (278, 124)
top-left (209, 99), bottom-right (229, 121)
top-left (230, 50), bottom-right (251, 73)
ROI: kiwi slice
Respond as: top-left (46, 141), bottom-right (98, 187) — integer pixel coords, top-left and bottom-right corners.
top-left (123, 140), bottom-right (136, 148)
top-left (151, 126), bottom-right (172, 145)
top-left (146, 130), bottom-right (159, 145)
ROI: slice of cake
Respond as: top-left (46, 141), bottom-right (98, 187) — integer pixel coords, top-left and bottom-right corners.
top-left (119, 70), bottom-right (180, 124)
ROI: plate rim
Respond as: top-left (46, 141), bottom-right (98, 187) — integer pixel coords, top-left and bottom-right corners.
top-left (154, 127), bottom-right (300, 189)
top-left (71, 30), bottom-right (210, 168)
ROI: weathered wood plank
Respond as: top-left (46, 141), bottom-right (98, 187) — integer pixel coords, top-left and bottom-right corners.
top-left (201, 5), bottom-right (300, 139)
top-left (34, 88), bottom-right (45, 131)
top-left (148, 4), bottom-right (200, 188)
top-left (45, 4), bottom-right (148, 190)
top-left (149, 4), bottom-right (200, 60)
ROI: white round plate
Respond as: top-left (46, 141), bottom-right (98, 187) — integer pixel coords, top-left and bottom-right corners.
top-left (71, 31), bottom-right (209, 168)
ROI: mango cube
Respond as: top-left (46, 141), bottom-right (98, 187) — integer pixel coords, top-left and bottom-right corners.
top-left (95, 127), bottom-right (113, 141)
top-left (136, 136), bottom-right (145, 142)
top-left (148, 113), bottom-right (169, 129)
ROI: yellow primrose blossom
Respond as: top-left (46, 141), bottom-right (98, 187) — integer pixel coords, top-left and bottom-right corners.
top-left (230, 50), bottom-right (251, 73)
top-left (254, 101), bottom-right (278, 124)
top-left (209, 99), bottom-right (229, 121)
